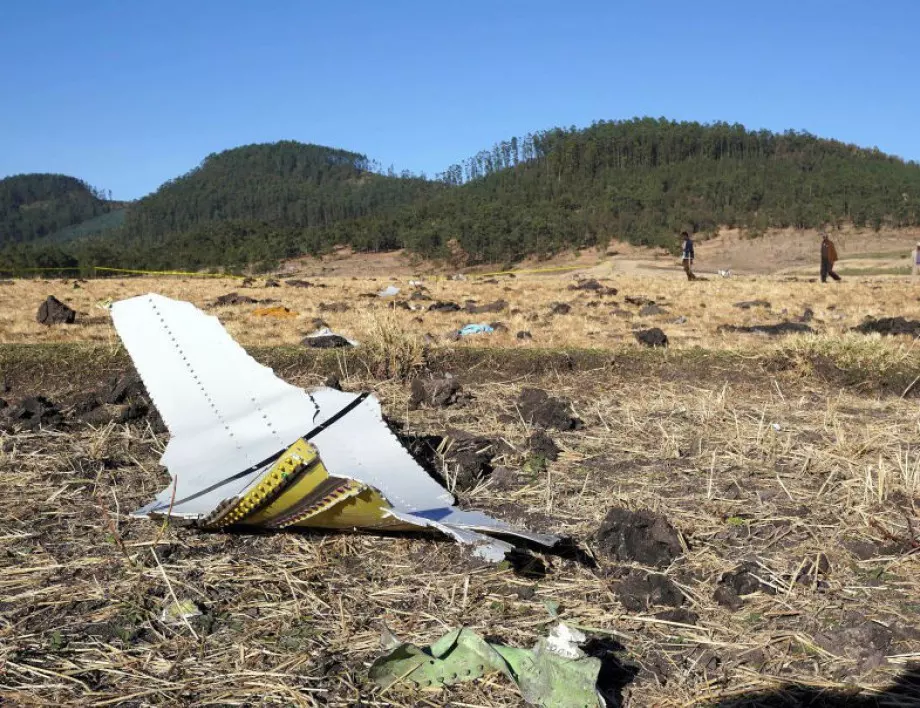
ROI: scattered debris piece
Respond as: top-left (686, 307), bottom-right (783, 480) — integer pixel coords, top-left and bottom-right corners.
top-left (458, 323), bottom-right (494, 336)
top-left (284, 279), bottom-right (314, 288)
top-left (516, 330), bottom-right (533, 340)
top-left (634, 328), bottom-right (668, 348)
top-left (718, 269), bottom-right (733, 278)
top-left (465, 299), bottom-right (507, 314)
top-left (429, 301), bottom-right (461, 312)
top-left (36, 296), bottom-right (76, 325)
top-left (517, 388), bottom-right (581, 430)
top-left (625, 296), bottom-right (654, 307)
top-left (853, 316), bottom-right (920, 337)
top-left (252, 306), bottom-right (298, 319)
top-left (670, 316), bottom-right (688, 325)
top-left (214, 293), bottom-right (259, 306)
top-left (733, 300), bottom-right (771, 310)
top-left (409, 374), bottom-right (462, 409)
top-left (549, 302), bottom-right (572, 315)
top-left (318, 301), bottom-right (350, 313)
top-left (110, 293), bottom-right (557, 562)
top-left (595, 507), bottom-right (682, 567)
top-left (409, 290), bottom-right (430, 301)
top-left (301, 328), bottom-right (357, 348)
top-left (369, 624), bottom-right (602, 708)
top-left (616, 570), bottom-right (684, 612)
top-left (160, 598), bottom-right (202, 624)
top-left (718, 322), bottom-right (815, 336)
top-left (377, 285), bottom-right (400, 297)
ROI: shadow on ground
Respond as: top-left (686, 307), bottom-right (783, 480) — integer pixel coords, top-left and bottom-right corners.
top-left (709, 666), bottom-right (920, 707)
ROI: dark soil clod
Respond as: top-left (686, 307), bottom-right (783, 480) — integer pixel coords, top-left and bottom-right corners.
top-left (214, 293), bottom-right (258, 306)
top-left (301, 334), bottom-right (353, 349)
top-left (634, 328), bottom-right (668, 348)
top-left (639, 303), bottom-right (667, 317)
top-left (625, 296), bottom-right (655, 307)
top-left (516, 388), bottom-right (581, 430)
top-left (718, 562), bottom-right (776, 597)
top-left (36, 296), bottom-right (76, 325)
top-left (527, 430), bottom-right (560, 461)
top-left (718, 322), bottom-right (815, 336)
top-left (3, 395), bottom-right (62, 430)
top-left (616, 570), bottom-right (684, 612)
top-left (549, 302), bottom-right (572, 315)
top-left (853, 317), bottom-right (920, 337)
top-left (595, 507), bottom-right (683, 567)
top-left (464, 299), bottom-right (507, 314)
top-left (428, 301), bottom-right (461, 313)
top-left (409, 374), bottom-right (463, 409)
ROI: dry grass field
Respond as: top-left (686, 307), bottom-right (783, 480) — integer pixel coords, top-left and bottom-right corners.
top-left (1, 246), bottom-right (920, 706)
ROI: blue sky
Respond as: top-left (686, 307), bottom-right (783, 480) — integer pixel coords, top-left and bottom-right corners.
top-left (1, 0), bottom-right (917, 200)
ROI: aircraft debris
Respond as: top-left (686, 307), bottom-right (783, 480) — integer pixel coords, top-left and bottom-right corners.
top-left (369, 623), bottom-right (602, 707)
top-left (110, 294), bottom-right (558, 562)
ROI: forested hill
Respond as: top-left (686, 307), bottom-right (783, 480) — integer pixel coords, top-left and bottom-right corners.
top-left (3, 119), bottom-right (920, 271)
top-left (0, 174), bottom-right (118, 246)
top-left (123, 142), bottom-right (442, 243)
top-left (325, 120), bottom-right (920, 263)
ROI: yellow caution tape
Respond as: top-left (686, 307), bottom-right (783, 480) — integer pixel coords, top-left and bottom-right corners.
top-left (93, 267), bottom-right (246, 279)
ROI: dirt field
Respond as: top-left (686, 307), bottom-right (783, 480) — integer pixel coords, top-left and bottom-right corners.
top-left (2, 242), bottom-right (920, 706)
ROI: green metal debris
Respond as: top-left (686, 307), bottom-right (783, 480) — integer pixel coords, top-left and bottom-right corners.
top-left (369, 623), bottom-right (603, 707)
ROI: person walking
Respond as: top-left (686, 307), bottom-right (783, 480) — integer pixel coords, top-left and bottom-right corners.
top-left (680, 231), bottom-right (697, 281)
top-left (820, 233), bottom-right (841, 283)
top-left (912, 242), bottom-right (920, 277)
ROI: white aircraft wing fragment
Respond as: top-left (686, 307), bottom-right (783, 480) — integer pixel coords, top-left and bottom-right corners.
top-left (111, 293), bottom-right (559, 559)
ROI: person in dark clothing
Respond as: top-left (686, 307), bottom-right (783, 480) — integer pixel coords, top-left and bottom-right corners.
top-left (820, 233), bottom-right (841, 282)
top-left (680, 231), bottom-right (697, 281)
